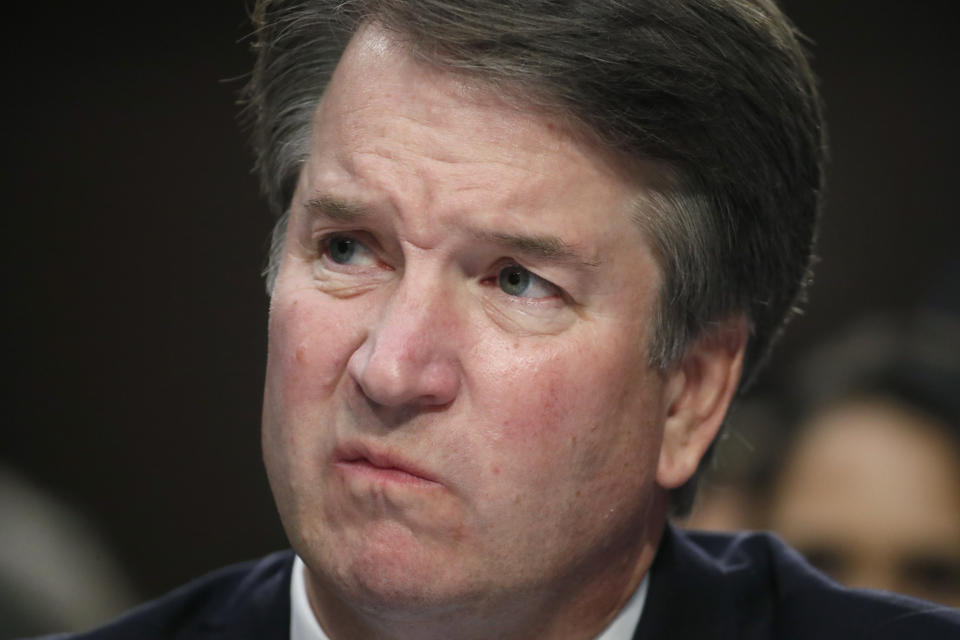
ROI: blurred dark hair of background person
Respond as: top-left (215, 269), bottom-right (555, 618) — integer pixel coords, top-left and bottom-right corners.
top-left (680, 309), bottom-right (960, 608)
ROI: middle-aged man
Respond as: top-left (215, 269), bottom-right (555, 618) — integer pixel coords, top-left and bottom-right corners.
top-left (37, 1), bottom-right (960, 639)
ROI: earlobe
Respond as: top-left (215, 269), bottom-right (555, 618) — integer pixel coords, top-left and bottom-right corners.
top-left (656, 317), bottom-right (748, 489)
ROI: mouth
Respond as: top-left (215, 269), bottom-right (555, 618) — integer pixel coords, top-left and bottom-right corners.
top-left (332, 443), bottom-right (443, 488)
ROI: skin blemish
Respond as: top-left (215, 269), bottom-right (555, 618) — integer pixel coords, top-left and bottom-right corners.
top-left (296, 344), bottom-right (308, 363)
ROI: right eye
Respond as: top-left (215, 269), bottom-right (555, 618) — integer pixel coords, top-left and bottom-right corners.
top-left (322, 234), bottom-right (377, 267)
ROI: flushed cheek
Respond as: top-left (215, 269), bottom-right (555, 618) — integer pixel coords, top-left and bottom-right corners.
top-left (481, 338), bottom-right (639, 439)
top-left (472, 337), bottom-right (659, 494)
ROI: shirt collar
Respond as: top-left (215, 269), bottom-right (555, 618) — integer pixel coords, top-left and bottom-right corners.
top-left (290, 555), bottom-right (648, 640)
top-left (290, 555), bottom-right (327, 640)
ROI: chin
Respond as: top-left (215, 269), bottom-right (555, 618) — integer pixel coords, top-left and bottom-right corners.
top-left (304, 526), bottom-right (488, 615)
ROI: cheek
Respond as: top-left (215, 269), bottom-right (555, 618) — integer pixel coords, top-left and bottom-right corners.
top-left (474, 332), bottom-right (662, 482)
top-left (262, 288), bottom-right (369, 525)
top-left (265, 291), bottom-right (362, 416)
top-left (463, 334), bottom-right (664, 557)
top-left (262, 289), bottom-right (370, 485)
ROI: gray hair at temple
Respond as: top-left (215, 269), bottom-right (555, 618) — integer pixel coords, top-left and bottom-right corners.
top-left (241, 0), bottom-right (826, 514)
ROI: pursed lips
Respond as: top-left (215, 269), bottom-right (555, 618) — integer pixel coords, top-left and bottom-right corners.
top-left (332, 442), bottom-right (444, 488)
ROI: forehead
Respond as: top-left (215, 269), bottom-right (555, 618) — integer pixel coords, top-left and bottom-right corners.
top-left (315, 25), bottom-right (650, 198)
top-left (324, 24), bottom-right (563, 147)
top-left (300, 25), bottom-right (666, 277)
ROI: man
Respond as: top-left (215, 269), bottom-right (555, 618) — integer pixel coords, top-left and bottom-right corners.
top-left (39, 1), bottom-right (960, 638)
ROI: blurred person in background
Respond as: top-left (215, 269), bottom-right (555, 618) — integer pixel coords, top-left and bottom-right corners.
top-left (683, 311), bottom-right (960, 608)
top-left (769, 311), bottom-right (960, 607)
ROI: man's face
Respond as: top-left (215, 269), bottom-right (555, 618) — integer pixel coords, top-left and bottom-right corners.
top-left (262, 25), bottom-right (676, 621)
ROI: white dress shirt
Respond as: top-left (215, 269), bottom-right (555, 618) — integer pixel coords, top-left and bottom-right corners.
top-left (290, 555), bottom-right (649, 640)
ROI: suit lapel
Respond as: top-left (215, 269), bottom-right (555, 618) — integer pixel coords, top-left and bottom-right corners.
top-left (196, 550), bottom-right (294, 640)
top-left (631, 525), bottom-right (738, 640)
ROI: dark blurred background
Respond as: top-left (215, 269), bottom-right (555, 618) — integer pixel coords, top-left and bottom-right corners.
top-left (2, 0), bottom-right (958, 632)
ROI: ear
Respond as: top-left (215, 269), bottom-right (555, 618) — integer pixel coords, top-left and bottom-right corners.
top-left (656, 316), bottom-right (748, 489)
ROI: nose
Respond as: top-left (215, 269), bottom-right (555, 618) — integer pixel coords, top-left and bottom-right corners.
top-left (346, 273), bottom-right (462, 410)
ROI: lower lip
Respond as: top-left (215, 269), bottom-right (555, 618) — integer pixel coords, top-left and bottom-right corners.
top-left (334, 460), bottom-right (442, 488)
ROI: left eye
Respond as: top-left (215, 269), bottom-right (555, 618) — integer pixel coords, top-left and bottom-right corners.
top-left (497, 265), bottom-right (560, 299)
top-left (324, 234), bottom-right (376, 266)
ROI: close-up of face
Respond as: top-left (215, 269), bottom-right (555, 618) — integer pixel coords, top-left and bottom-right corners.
top-left (769, 397), bottom-right (960, 608)
top-left (260, 23), bottom-right (697, 630)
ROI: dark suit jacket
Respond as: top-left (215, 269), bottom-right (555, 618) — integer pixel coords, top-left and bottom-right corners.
top-left (37, 525), bottom-right (960, 639)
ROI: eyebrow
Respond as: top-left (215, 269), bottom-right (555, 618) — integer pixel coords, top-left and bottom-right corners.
top-left (474, 230), bottom-right (600, 268)
top-left (305, 196), bottom-right (370, 222)
top-left (305, 195), bottom-right (600, 268)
